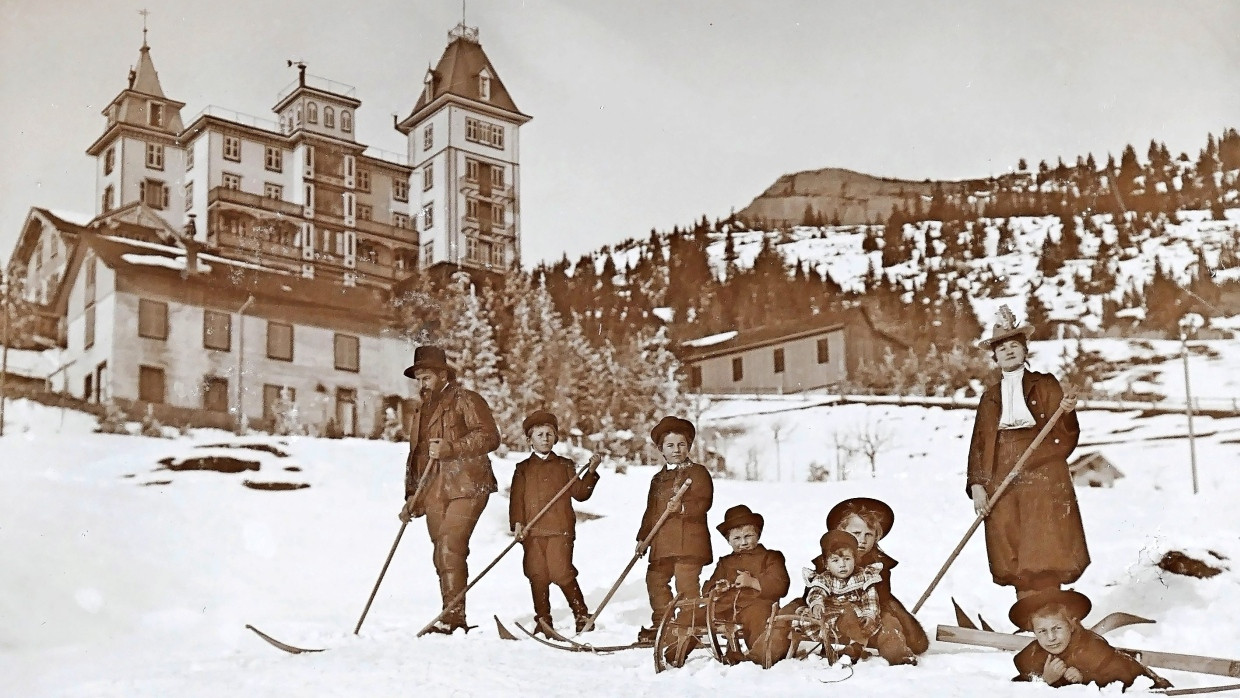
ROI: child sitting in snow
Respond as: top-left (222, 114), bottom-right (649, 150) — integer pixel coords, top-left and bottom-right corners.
top-left (803, 530), bottom-right (916, 665)
top-left (1010, 589), bottom-right (1170, 689)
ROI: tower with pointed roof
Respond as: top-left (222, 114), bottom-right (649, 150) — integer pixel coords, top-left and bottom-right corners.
top-left (397, 22), bottom-right (531, 275)
top-left (86, 34), bottom-right (187, 232)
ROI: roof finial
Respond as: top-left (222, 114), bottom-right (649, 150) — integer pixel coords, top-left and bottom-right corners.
top-left (138, 8), bottom-right (150, 48)
top-left (287, 59), bottom-right (307, 87)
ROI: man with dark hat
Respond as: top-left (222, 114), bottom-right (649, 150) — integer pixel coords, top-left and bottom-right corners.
top-left (510, 410), bottom-right (602, 636)
top-left (636, 415), bottom-right (714, 643)
top-left (398, 345), bottom-right (501, 634)
top-left (702, 504), bottom-right (790, 663)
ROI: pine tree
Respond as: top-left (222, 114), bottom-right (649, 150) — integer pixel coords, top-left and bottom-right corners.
top-left (1024, 281), bottom-right (1053, 340)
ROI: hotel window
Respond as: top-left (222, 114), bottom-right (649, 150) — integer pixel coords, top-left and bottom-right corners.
top-left (222, 172), bottom-right (241, 190)
top-left (773, 348), bottom-right (785, 374)
top-left (186, 146), bottom-right (194, 170)
top-left (491, 166), bottom-right (505, 188)
top-left (423, 164), bottom-right (433, 191)
top-left (421, 241), bottom-right (434, 268)
top-left (265, 146), bottom-right (283, 172)
top-left (104, 147), bottom-right (115, 175)
top-left (266, 321), bottom-right (293, 361)
top-left (478, 72), bottom-right (491, 101)
top-left (357, 169), bottom-right (370, 192)
top-left (223, 135), bottom-right (241, 162)
top-left (140, 179), bottom-right (169, 209)
top-left (357, 203), bottom-right (372, 221)
top-left (423, 124), bottom-right (433, 151)
top-left (138, 366), bottom-right (166, 404)
top-left (393, 178), bottom-right (409, 202)
top-left (102, 185), bottom-right (115, 213)
top-left (491, 203), bottom-right (504, 225)
top-left (466, 198), bottom-right (478, 220)
top-left (324, 106), bottom-right (335, 128)
top-left (307, 102), bottom-right (318, 124)
top-left (184, 182), bottom-right (193, 211)
top-left (421, 203), bottom-right (434, 230)
top-left (465, 158), bottom-right (478, 182)
top-left (732, 357), bottom-right (744, 382)
top-left (334, 334), bottom-right (360, 372)
top-left (264, 182), bottom-right (284, 200)
top-left (340, 110), bottom-right (352, 133)
top-left (393, 212), bottom-right (410, 229)
top-left (203, 309), bottom-right (231, 351)
top-left (817, 338), bottom-right (830, 364)
top-left (146, 143), bottom-right (164, 170)
top-left (465, 236), bottom-right (477, 262)
top-left (138, 299), bottom-right (169, 340)
top-left (148, 102), bottom-right (164, 127)
top-left (465, 117), bottom-right (504, 149)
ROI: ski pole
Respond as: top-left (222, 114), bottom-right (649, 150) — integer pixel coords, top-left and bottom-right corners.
top-left (912, 388), bottom-right (1077, 614)
top-left (579, 478), bottom-right (693, 634)
top-left (354, 457), bottom-right (438, 635)
top-left (416, 457), bottom-right (599, 637)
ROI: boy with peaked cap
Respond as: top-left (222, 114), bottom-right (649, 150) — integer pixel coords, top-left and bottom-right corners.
top-left (509, 410), bottom-right (602, 636)
top-left (636, 416), bottom-right (714, 643)
top-left (703, 504), bottom-right (790, 663)
top-left (1010, 589), bottom-right (1170, 689)
top-left (804, 530), bottom-right (916, 666)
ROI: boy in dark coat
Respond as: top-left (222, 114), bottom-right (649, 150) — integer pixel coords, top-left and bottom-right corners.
top-left (804, 530), bottom-right (916, 666)
top-left (509, 411), bottom-right (601, 635)
top-left (636, 416), bottom-right (714, 643)
top-left (703, 505), bottom-right (790, 662)
top-left (1010, 589), bottom-right (1169, 689)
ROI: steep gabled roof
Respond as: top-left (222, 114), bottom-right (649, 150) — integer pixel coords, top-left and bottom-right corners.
top-left (131, 44), bottom-right (166, 98)
top-left (400, 31), bottom-right (530, 129)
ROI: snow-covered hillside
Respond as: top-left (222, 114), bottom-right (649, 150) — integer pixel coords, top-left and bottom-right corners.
top-left (4, 377), bottom-right (1238, 696)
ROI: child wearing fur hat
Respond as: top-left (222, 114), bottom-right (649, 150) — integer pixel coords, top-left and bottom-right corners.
top-left (1010, 590), bottom-right (1169, 689)
top-left (636, 416), bottom-right (715, 643)
top-left (701, 505), bottom-right (790, 663)
top-left (509, 410), bottom-right (602, 636)
top-left (803, 530), bottom-right (917, 666)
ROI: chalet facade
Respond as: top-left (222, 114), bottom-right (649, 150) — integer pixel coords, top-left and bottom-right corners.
top-left (4, 23), bottom-right (528, 432)
top-left (679, 309), bottom-right (908, 394)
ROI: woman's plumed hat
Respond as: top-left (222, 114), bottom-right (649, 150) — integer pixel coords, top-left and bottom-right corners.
top-left (975, 304), bottom-right (1035, 350)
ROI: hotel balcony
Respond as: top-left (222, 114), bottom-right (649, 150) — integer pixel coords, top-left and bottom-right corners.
top-left (460, 215), bottom-right (514, 240)
top-left (208, 186), bottom-right (303, 218)
top-left (458, 179), bottom-right (514, 202)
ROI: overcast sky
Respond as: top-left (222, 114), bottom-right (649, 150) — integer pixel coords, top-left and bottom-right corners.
top-left (1, 0), bottom-right (1237, 268)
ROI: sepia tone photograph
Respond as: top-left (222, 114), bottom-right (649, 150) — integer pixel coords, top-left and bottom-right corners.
top-left (2, 0), bottom-right (1238, 695)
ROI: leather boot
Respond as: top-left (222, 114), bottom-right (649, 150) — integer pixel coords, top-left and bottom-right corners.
top-left (441, 571), bottom-right (468, 631)
top-left (560, 580), bottom-right (591, 633)
top-left (531, 582), bottom-right (554, 637)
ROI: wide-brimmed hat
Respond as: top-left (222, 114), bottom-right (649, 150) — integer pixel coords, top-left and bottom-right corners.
top-left (716, 504), bottom-right (764, 537)
top-left (650, 416), bottom-right (696, 446)
top-left (826, 497), bottom-right (895, 540)
top-left (976, 304), bottom-right (1035, 350)
top-left (403, 345), bottom-right (453, 379)
top-left (1008, 589), bottom-right (1092, 632)
top-left (522, 410), bottom-right (559, 436)
top-left (820, 530), bottom-right (859, 556)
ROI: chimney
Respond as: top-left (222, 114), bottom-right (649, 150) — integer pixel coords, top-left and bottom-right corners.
top-left (182, 214), bottom-right (200, 278)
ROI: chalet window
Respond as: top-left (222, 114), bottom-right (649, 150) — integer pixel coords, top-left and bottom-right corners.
top-left (203, 310), bottom-right (231, 351)
top-left (817, 338), bottom-right (830, 364)
top-left (264, 182), bottom-right (284, 200)
top-left (334, 334), bottom-right (360, 372)
top-left (262, 384), bottom-right (296, 422)
top-left (138, 365), bottom-right (166, 404)
top-left (203, 377), bottom-right (229, 413)
top-left (393, 179), bottom-right (409, 202)
top-left (423, 164), bottom-right (433, 191)
top-left (222, 172), bottom-right (241, 190)
top-left (422, 202), bottom-right (434, 230)
top-left (773, 348), bottom-right (785, 374)
top-left (148, 102), bottom-right (164, 127)
top-left (184, 182), bottom-right (193, 211)
top-left (732, 357), bottom-right (743, 382)
top-left (145, 143), bottom-right (164, 170)
top-left (307, 102), bottom-right (318, 124)
top-left (266, 321), bottom-right (293, 361)
top-left (104, 147), bottom-right (115, 175)
top-left (423, 124), bottom-right (433, 151)
top-left (84, 305), bottom-right (96, 349)
top-left (340, 110), bottom-right (352, 133)
top-left (140, 179), bottom-right (169, 209)
top-left (138, 299), bottom-right (169, 340)
top-left (357, 169), bottom-right (370, 192)
top-left (324, 106), bottom-right (335, 128)
top-left (223, 135), bottom-right (241, 162)
top-left (102, 185), bottom-right (115, 213)
top-left (689, 365), bottom-right (702, 389)
top-left (265, 146), bottom-right (283, 172)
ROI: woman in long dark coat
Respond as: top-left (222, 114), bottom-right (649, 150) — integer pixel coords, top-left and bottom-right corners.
top-left (967, 306), bottom-right (1088, 600)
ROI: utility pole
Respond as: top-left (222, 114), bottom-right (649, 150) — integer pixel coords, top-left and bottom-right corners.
top-left (1179, 313), bottom-right (1202, 494)
top-left (235, 295), bottom-right (255, 435)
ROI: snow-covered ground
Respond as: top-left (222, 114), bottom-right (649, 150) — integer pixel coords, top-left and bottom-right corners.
top-left (3, 378), bottom-right (1238, 696)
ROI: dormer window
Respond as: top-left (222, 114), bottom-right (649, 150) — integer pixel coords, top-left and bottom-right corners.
top-left (423, 71), bottom-right (434, 102)
top-left (324, 106), bottom-right (335, 128)
top-left (148, 102), bottom-right (164, 127)
top-left (307, 102), bottom-right (319, 124)
top-left (341, 110), bottom-right (352, 133)
top-left (478, 69), bottom-right (492, 101)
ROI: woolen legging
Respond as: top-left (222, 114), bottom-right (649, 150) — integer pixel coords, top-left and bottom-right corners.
top-left (646, 558), bottom-right (703, 625)
top-left (424, 492), bottom-right (489, 576)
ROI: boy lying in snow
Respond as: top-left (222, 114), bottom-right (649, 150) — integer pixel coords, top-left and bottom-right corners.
top-left (1010, 589), bottom-right (1171, 689)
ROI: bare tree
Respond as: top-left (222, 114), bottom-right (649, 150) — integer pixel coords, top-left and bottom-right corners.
top-left (856, 416), bottom-right (894, 476)
top-left (770, 419), bottom-right (796, 482)
top-left (832, 430), bottom-right (858, 481)
top-left (744, 446), bottom-right (761, 482)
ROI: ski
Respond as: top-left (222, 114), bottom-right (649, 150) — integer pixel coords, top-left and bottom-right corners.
top-left (495, 615), bottom-right (519, 640)
top-left (512, 619), bottom-right (652, 653)
top-left (936, 625), bottom-right (1240, 678)
top-left (1155, 682), bottom-right (1240, 696)
top-left (244, 624), bottom-right (326, 654)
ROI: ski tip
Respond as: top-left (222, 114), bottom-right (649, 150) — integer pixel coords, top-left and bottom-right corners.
top-left (244, 624), bottom-right (326, 654)
top-left (494, 616), bottom-right (520, 641)
top-left (951, 598), bottom-right (980, 631)
top-left (978, 615), bottom-right (995, 633)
